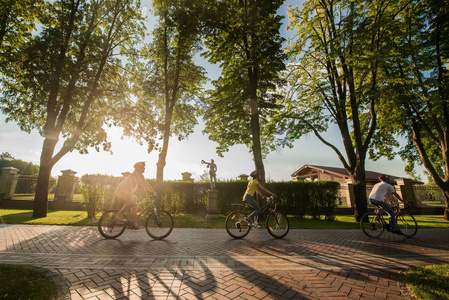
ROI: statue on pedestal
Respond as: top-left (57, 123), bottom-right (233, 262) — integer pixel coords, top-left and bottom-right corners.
top-left (201, 159), bottom-right (217, 189)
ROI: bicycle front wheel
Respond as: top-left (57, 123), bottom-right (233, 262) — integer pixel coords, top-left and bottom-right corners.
top-left (360, 212), bottom-right (385, 239)
top-left (396, 212), bottom-right (418, 237)
top-left (145, 211), bottom-right (174, 240)
top-left (266, 212), bottom-right (290, 238)
top-left (225, 212), bottom-right (251, 239)
top-left (98, 210), bottom-right (126, 239)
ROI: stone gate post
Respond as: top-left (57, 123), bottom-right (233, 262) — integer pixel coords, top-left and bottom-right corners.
top-left (54, 169), bottom-right (78, 209)
top-left (395, 178), bottom-right (418, 208)
top-left (0, 167), bottom-right (20, 206)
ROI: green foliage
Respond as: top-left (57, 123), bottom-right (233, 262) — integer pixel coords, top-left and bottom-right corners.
top-left (268, 181), bottom-right (339, 221)
top-left (200, 0), bottom-right (286, 182)
top-left (380, 0), bottom-right (449, 199)
top-left (0, 152), bottom-right (39, 175)
top-left (80, 184), bottom-right (106, 219)
top-left (0, 0), bottom-right (147, 216)
top-left (125, 0), bottom-right (205, 154)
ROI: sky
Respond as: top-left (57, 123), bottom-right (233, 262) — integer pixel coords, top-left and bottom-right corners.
top-left (0, 0), bottom-right (427, 182)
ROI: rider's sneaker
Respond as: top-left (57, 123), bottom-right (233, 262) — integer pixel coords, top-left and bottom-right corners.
top-left (252, 222), bottom-right (260, 229)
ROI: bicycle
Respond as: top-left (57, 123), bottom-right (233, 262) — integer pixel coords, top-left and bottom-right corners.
top-left (360, 203), bottom-right (418, 239)
top-left (98, 195), bottom-right (174, 240)
top-left (225, 196), bottom-right (290, 239)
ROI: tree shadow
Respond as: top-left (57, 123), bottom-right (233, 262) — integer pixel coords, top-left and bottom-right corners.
top-left (1, 224), bottom-right (449, 299)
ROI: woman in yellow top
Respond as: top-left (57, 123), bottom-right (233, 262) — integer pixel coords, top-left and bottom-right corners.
top-left (115, 162), bottom-right (156, 229)
top-left (243, 170), bottom-right (275, 228)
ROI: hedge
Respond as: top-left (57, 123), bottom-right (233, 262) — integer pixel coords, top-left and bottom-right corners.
top-left (80, 176), bottom-right (340, 220)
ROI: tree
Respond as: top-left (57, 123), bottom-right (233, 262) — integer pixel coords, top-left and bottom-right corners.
top-left (125, 0), bottom-right (206, 206)
top-left (0, 0), bottom-right (145, 217)
top-left (201, 0), bottom-right (286, 184)
top-left (280, 0), bottom-right (408, 220)
top-left (381, 0), bottom-right (449, 219)
top-left (0, 0), bottom-right (43, 64)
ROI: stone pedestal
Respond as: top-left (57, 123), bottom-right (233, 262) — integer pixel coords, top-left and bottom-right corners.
top-left (205, 189), bottom-right (219, 219)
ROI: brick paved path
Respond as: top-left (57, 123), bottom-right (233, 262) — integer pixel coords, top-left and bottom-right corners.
top-left (1, 225), bottom-right (449, 299)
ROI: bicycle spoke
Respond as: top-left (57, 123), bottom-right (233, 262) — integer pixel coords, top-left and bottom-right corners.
top-left (98, 210), bottom-right (126, 239)
top-left (225, 212), bottom-right (250, 239)
top-left (145, 211), bottom-right (174, 240)
top-left (396, 212), bottom-right (418, 237)
top-left (360, 212), bottom-right (385, 239)
top-left (266, 212), bottom-right (289, 238)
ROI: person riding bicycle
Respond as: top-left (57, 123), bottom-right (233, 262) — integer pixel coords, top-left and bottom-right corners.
top-left (115, 161), bottom-right (156, 229)
top-left (243, 170), bottom-right (275, 229)
top-left (368, 174), bottom-right (407, 235)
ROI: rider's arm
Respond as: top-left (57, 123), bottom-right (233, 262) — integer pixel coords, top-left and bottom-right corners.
top-left (137, 173), bottom-right (156, 195)
top-left (392, 192), bottom-right (405, 203)
top-left (257, 184), bottom-right (275, 198)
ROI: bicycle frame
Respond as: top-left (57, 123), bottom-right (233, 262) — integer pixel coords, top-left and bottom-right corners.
top-left (361, 202), bottom-right (418, 239)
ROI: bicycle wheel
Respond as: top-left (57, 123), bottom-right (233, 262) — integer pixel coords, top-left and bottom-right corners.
top-left (145, 211), bottom-right (174, 240)
top-left (98, 210), bottom-right (126, 239)
top-left (266, 212), bottom-right (290, 238)
top-left (360, 212), bottom-right (385, 239)
top-left (396, 212), bottom-right (418, 237)
top-left (225, 212), bottom-right (251, 239)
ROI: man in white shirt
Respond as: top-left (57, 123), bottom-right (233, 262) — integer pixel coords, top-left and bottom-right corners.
top-left (368, 175), bottom-right (406, 234)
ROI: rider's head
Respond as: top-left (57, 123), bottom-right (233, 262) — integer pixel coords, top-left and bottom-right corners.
top-left (134, 161), bottom-right (146, 173)
top-left (379, 174), bottom-right (389, 182)
top-left (250, 170), bottom-right (259, 179)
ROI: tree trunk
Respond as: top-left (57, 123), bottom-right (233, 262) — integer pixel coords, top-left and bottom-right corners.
top-left (352, 179), bottom-right (368, 222)
top-left (443, 192), bottom-right (449, 221)
top-left (155, 110), bottom-right (173, 210)
top-left (32, 137), bottom-right (57, 218)
top-left (350, 164), bottom-right (368, 222)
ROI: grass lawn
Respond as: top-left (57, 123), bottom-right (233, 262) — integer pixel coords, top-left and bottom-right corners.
top-left (405, 264), bottom-right (449, 300)
top-left (0, 208), bottom-right (448, 228)
top-left (0, 265), bottom-right (58, 300)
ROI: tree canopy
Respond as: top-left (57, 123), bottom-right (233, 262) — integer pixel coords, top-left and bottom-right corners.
top-left (201, 0), bottom-right (286, 183)
top-left (0, 0), bottom-right (146, 217)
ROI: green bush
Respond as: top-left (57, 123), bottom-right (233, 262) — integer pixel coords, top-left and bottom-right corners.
top-left (79, 174), bottom-right (340, 219)
top-left (80, 184), bottom-right (105, 218)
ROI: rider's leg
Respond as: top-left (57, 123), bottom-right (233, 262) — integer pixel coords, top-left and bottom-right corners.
top-left (244, 194), bottom-right (261, 222)
top-left (115, 190), bottom-right (137, 221)
top-left (371, 199), bottom-right (396, 230)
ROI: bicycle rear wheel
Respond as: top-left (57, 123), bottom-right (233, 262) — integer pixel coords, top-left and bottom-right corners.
top-left (266, 212), bottom-right (290, 238)
top-left (98, 210), bottom-right (126, 239)
top-left (360, 212), bottom-right (385, 239)
top-left (396, 212), bottom-right (418, 237)
top-left (225, 212), bottom-right (251, 239)
top-left (145, 211), bottom-right (174, 240)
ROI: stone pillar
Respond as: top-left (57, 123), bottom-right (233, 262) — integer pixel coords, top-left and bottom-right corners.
top-left (54, 170), bottom-right (78, 208)
top-left (0, 167), bottom-right (20, 206)
top-left (343, 180), bottom-right (355, 208)
top-left (205, 189), bottom-right (219, 219)
top-left (395, 178), bottom-right (418, 208)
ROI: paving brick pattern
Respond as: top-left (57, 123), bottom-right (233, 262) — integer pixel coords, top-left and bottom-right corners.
top-left (1, 224), bottom-right (449, 299)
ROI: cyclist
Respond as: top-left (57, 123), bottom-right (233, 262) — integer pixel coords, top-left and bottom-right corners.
top-left (242, 170), bottom-right (275, 229)
top-left (368, 174), bottom-right (406, 235)
top-left (115, 161), bottom-right (156, 229)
